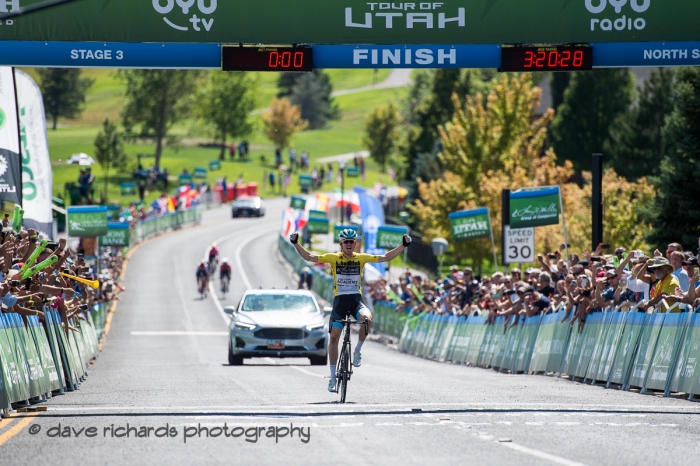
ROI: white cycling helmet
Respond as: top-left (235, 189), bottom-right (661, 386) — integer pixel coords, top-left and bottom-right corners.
top-left (221, 258), bottom-right (229, 263)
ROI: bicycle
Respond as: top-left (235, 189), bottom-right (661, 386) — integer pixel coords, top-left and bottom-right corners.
top-left (221, 274), bottom-right (230, 298)
top-left (334, 317), bottom-right (368, 403)
top-left (198, 277), bottom-right (208, 299)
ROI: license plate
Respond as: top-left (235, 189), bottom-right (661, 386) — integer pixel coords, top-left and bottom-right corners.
top-left (268, 340), bottom-right (285, 349)
top-left (242, 210), bottom-right (249, 215)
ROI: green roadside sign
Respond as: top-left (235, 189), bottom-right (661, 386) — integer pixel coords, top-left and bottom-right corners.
top-left (299, 174), bottom-right (313, 187)
top-left (448, 207), bottom-right (491, 242)
top-left (101, 222), bottom-right (131, 247)
top-left (290, 196), bottom-right (306, 210)
top-left (509, 187), bottom-right (560, 229)
top-left (376, 225), bottom-right (408, 249)
top-left (209, 160), bottom-right (221, 171)
top-left (346, 167), bottom-right (359, 178)
top-left (0, 1), bottom-right (693, 45)
top-left (67, 206), bottom-right (108, 237)
top-left (306, 217), bottom-right (329, 234)
top-left (178, 174), bottom-right (193, 185)
top-left (309, 210), bottom-right (327, 219)
top-left (193, 167), bottom-right (207, 179)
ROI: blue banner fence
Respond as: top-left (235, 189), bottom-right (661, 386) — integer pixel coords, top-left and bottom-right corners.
top-left (372, 301), bottom-right (700, 400)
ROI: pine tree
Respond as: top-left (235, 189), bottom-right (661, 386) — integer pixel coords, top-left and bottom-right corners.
top-left (550, 72), bottom-right (570, 112)
top-left (549, 69), bottom-right (635, 173)
top-left (644, 67), bottom-right (700, 249)
top-left (94, 118), bottom-right (127, 203)
top-left (289, 71), bottom-right (339, 129)
top-left (605, 68), bottom-right (675, 180)
top-left (362, 103), bottom-right (400, 171)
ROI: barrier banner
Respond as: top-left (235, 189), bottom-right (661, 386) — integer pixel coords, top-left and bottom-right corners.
top-left (580, 312), bottom-right (610, 381)
top-left (668, 313), bottom-right (700, 395)
top-left (628, 313), bottom-right (666, 389)
top-left (0, 315), bottom-right (21, 405)
top-left (498, 322), bottom-right (521, 372)
top-left (516, 316), bottom-right (541, 373)
top-left (510, 187), bottom-right (560, 229)
top-left (376, 225), bottom-right (409, 249)
top-left (608, 312), bottom-right (646, 386)
top-left (646, 312), bottom-right (689, 392)
top-left (530, 311), bottom-right (568, 373)
top-left (590, 312), bottom-right (627, 383)
top-left (9, 313), bottom-right (46, 399)
top-left (102, 222), bottom-right (131, 247)
top-left (68, 205), bottom-right (108, 237)
top-left (448, 316), bottom-right (469, 363)
top-left (560, 325), bottom-right (584, 377)
top-left (28, 315), bottom-right (61, 392)
top-left (438, 316), bottom-right (458, 362)
top-left (465, 316), bottom-right (488, 365)
top-left (1, 313), bottom-right (30, 403)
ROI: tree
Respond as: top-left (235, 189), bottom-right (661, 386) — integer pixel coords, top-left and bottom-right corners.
top-left (261, 98), bottom-right (308, 149)
top-left (644, 67), bottom-right (700, 249)
top-left (196, 72), bottom-right (257, 160)
top-left (362, 103), bottom-right (400, 171)
top-left (549, 72), bottom-right (570, 113)
top-left (118, 70), bottom-right (202, 169)
top-left (289, 71), bottom-right (340, 129)
top-left (94, 118), bottom-right (127, 203)
top-left (549, 69), bottom-right (635, 173)
top-left (605, 68), bottom-right (675, 180)
top-left (37, 68), bottom-right (94, 130)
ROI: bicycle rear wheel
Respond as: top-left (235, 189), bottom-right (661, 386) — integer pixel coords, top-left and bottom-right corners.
top-left (339, 348), bottom-right (349, 403)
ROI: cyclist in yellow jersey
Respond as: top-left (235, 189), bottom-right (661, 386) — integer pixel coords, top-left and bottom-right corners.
top-left (290, 228), bottom-right (411, 392)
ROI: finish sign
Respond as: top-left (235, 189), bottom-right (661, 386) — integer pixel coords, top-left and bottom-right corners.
top-left (503, 225), bottom-right (534, 264)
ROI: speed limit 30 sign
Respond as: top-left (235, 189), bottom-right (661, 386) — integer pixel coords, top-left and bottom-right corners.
top-left (503, 225), bottom-right (535, 264)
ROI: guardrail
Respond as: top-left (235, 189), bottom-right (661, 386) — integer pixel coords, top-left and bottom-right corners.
top-left (373, 302), bottom-right (700, 400)
top-left (132, 206), bottom-right (202, 243)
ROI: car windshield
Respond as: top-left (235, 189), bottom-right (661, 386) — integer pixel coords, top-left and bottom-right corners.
top-left (235, 198), bottom-right (258, 208)
top-left (241, 294), bottom-right (316, 312)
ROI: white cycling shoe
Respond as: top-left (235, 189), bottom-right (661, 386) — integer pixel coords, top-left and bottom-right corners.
top-left (353, 351), bottom-right (362, 367)
top-left (328, 377), bottom-right (337, 392)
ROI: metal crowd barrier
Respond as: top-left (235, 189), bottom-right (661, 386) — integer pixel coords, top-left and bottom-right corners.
top-left (0, 307), bottom-right (101, 414)
top-left (373, 302), bottom-right (700, 400)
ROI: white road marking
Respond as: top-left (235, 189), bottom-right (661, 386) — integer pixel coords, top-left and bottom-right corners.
top-left (234, 234), bottom-right (256, 289)
top-left (130, 331), bottom-right (228, 336)
top-left (499, 442), bottom-right (589, 466)
top-left (208, 280), bottom-right (232, 326)
top-left (263, 357), bottom-right (326, 379)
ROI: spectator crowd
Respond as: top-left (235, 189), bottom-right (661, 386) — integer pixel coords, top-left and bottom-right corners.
top-left (0, 221), bottom-right (125, 338)
top-left (367, 241), bottom-right (700, 333)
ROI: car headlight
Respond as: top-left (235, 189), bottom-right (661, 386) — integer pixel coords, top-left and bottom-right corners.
top-left (234, 321), bottom-right (256, 330)
top-left (305, 323), bottom-right (325, 331)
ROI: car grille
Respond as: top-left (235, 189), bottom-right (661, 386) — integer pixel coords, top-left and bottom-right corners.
top-left (254, 328), bottom-right (308, 340)
top-left (254, 346), bottom-right (306, 351)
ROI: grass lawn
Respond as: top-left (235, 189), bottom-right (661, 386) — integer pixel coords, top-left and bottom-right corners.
top-left (48, 75), bottom-right (407, 207)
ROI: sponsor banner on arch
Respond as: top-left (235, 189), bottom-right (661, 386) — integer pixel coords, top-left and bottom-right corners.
top-left (0, 0), bottom-right (695, 45)
top-left (509, 187), bottom-right (560, 229)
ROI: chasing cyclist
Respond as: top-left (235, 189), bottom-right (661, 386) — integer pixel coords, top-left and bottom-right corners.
top-left (220, 258), bottom-right (232, 293)
top-left (289, 228), bottom-right (411, 392)
top-left (196, 261), bottom-right (209, 296)
top-left (208, 243), bottom-right (220, 272)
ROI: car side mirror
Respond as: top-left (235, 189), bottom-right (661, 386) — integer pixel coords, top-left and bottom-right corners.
top-left (224, 306), bottom-right (236, 316)
top-left (323, 306), bottom-right (332, 317)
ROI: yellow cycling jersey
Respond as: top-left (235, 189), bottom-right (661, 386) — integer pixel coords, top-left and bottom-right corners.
top-left (317, 252), bottom-right (379, 296)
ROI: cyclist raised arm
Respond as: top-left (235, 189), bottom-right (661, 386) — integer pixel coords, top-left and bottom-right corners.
top-left (289, 228), bottom-right (411, 393)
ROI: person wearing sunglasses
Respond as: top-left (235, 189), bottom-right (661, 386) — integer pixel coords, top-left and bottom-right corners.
top-left (290, 228), bottom-right (411, 392)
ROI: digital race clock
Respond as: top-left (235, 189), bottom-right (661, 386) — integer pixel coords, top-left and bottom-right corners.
top-left (500, 46), bottom-right (593, 72)
top-left (222, 47), bottom-right (313, 72)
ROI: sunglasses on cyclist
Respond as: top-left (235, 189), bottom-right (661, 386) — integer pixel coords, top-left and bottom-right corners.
top-left (341, 240), bottom-right (356, 245)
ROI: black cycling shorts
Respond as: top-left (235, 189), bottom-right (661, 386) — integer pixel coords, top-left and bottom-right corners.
top-left (330, 294), bottom-right (370, 331)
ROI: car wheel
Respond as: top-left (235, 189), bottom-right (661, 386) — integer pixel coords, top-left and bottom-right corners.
top-left (309, 355), bottom-right (327, 366)
top-left (228, 343), bottom-right (243, 365)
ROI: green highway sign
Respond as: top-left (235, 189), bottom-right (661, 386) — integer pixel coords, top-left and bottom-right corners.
top-left (0, 0), bottom-right (696, 44)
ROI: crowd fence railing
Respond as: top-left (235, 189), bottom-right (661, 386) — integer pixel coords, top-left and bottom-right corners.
top-left (372, 301), bottom-right (700, 400)
top-left (0, 206), bottom-right (203, 414)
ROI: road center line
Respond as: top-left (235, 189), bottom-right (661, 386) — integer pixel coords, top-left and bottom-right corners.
top-left (0, 413), bottom-right (38, 448)
top-left (499, 441), bottom-right (589, 466)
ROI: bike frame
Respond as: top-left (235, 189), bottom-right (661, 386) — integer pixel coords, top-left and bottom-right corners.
top-left (335, 318), bottom-right (368, 403)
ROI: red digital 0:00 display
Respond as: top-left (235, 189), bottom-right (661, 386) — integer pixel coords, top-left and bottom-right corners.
top-left (500, 46), bottom-right (593, 72)
top-left (222, 47), bottom-right (313, 72)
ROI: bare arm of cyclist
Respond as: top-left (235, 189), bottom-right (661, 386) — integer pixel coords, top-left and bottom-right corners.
top-left (290, 233), bottom-right (320, 262)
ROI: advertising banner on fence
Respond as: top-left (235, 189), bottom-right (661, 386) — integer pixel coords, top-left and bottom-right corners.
top-left (0, 1), bottom-right (695, 46)
top-left (16, 70), bottom-right (53, 236)
top-left (0, 67), bottom-right (21, 206)
top-left (101, 222), bottom-right (131, 247)
top-left (67, 206), bottom-right (107, 237)
top-left (376, 225), bottom-right (409, 249)
top-left (509, 187), bottom-right (560, 229)
top-left (449, 207), bottom-right (491, 242)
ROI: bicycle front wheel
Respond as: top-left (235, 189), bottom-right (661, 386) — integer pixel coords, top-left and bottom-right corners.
top-left (339, 349), bottom-right (349, 403)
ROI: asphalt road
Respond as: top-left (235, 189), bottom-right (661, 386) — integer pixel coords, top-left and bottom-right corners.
top-left (2, 198), bottom-right (699, 465)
